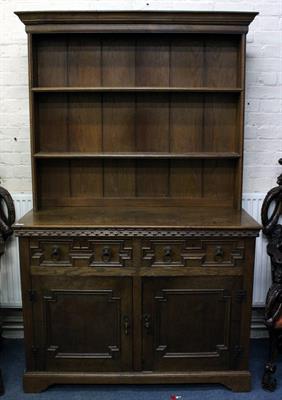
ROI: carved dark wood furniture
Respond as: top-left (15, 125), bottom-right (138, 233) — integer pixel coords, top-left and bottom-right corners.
top-left (0, 185), bottom-right (16, 396)
top-left (261, 159), bottom-right (282, 391)
top-left (14, 11), bottom-right (260, 393)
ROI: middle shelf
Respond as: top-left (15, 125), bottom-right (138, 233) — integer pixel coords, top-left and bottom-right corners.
top-left (31, 87), bottom-right (243, 93)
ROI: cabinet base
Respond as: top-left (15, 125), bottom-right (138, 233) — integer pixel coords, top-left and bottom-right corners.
top-left (23, 370), bottom-right (251, 393)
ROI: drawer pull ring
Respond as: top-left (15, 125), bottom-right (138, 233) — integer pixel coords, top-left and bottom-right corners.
top-left (163, 246), bottom-right (172, 263)
top-left (143, 314), bottom-right (151, 334)
top-left (51, 246), bottom-right (60, 261)
top-left (214, 246), bottom-right (224, 262)
top-left (123, 316), bottom-right (130, 336)
top-left (102, 247), bottom-right (112, 262)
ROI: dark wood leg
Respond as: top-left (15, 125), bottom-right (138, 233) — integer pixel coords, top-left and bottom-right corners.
top-left (23, 374), bottom-right (51, 393)
top-left (0, 309), bottom-right (4, 396)
top-left (262, 330), bottom-right (278, 391)
top-left (0, 369), bottom-right (4, 396)
top-left (222, 374), bottom-right (251, 392)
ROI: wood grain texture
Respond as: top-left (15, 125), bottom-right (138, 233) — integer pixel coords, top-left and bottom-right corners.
top-left (22, 370), bottom-right (252, 392)
top-left (15, 11), bottom-right (258, 35)
top-left (36, 158), bottom-right (237, 206)
top-left (203, 160), bottom-right (235, 201)
top-left (135, 94), bottom-right (170, 153)
top-left (204, 94), bottom-right (237, 152)
top-left (103, 160), bottom-right (136, 198)
top-left (15, 206), bottom-right (260, 230)
top-left (136, 36), bottom-right (170, 87)
top-left (38, 160), bottom-right (70, 206)
top-left (170, 94), bottom-right (203, 152)
top-left (33, 30), bottom-right (242, 208)
top-left (136, 160), bottom-right (169, 198)
top-left (35, 35), bottom-right (67, 86)
top-left (37, 94), bottom-right (68, 152)
top-left (68, 35), bottom-right (101, 87)
top-left (205, 36), bottom-right (240, 88)
top-left (68, 94), bottom-right (102, 152)
top-left (102, 94), bottom-right (135, 152)
top-left (170, 160), bottom-right (202, 198)
top-left (69, 159), bottom-right (103, 198)
top-left (142, 276), bottom-right (241, 371)
top-left (171, 36), bottom-right (204, 87)
top-left (32, 275), bottom-right (133, 372)
top-left (102, 37), bottom-right (135, 86)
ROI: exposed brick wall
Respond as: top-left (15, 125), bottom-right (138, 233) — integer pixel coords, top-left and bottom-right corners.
top-left (0, 0), bottom-right (281, 193)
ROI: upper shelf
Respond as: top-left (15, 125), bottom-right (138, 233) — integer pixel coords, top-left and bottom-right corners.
top-left (32, 87), bottom-right (243, 93)
top-left (34, 152), bottom-right (241, 159)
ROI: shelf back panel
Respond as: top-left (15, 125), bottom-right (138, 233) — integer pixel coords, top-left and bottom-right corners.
top-left (33, 34), bottom-right (241, 89)
top-left (35, 93), bottom-right (239, 154)
top-left (28, 27), bottom-right (246, 210)
top-left (37, 158), bottom-right (236, 208)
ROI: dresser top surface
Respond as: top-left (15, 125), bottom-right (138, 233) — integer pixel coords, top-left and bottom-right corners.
top-left (14, 206), bottom-right (261, 231)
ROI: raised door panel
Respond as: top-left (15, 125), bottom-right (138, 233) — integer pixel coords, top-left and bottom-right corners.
top-left (142, 276), bottom-right (242, 372)
top-left (31, 276), bottom-right (132, 372)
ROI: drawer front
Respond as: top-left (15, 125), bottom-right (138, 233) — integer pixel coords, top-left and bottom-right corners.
top-left (141, 238), bottom-right (245, 268)
top-left (30, 238), bottom-right (133, 268)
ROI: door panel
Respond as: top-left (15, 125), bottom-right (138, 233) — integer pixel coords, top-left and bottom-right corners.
top-left (32, 276), bottom-right (132, 372)
top-left (142, 276), bottom-right (242, 371)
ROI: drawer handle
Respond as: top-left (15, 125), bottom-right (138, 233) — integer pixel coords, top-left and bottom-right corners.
top-left (102, 246), bottom-right (112, 262)
top-left (51, 246), bottom-right (61, 261)
top-left (214, 246), bottom-right (224, 262)
top-left (163, 246), bottom-right (172, 263)
top-left (123, 316), bottom-right (130, 336)
top-left (143, 314), bottom-right (151, 334)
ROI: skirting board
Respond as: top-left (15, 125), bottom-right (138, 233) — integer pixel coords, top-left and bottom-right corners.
top-left (1, 308), bottom-right (24, 339)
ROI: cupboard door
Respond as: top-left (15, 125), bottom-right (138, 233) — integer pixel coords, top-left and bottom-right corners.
top-left (142, 277), bottom-right (242, 372)
top-left (32, 276), bottom-right (132, 372)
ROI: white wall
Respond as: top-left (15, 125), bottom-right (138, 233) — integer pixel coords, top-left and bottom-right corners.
top-left (0, 0), bottom-right (281, 193)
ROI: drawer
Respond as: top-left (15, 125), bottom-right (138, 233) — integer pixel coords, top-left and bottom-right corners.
top-left (141, 238), bottom-right (245, 268)
top-left (30, 238), bottom-right (133, 268)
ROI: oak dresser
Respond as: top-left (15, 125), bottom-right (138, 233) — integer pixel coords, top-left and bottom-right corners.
top-left (14, 11), bottom-right (260, 393)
